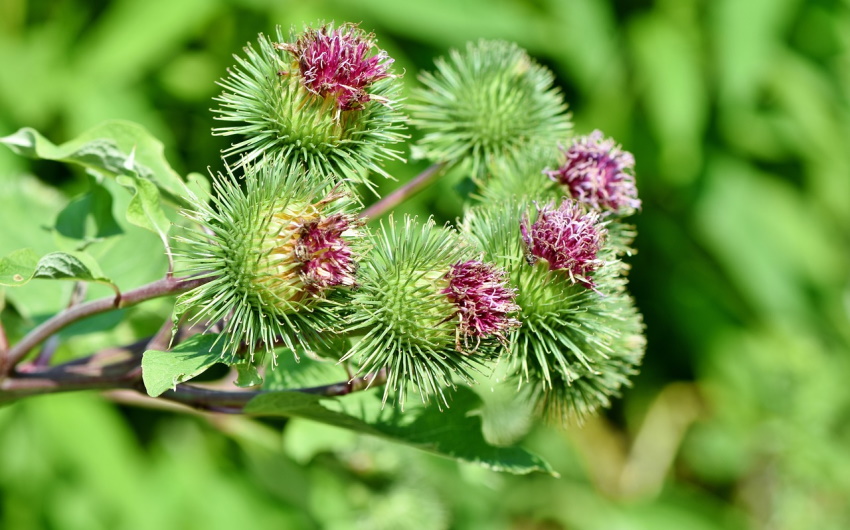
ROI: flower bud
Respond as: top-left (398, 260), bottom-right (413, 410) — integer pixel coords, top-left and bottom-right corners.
top-left (177, 162), bottom-right (363, 364)
top-left (343, 217), bottom-right (515, 408)
top-left (214, 23), bottom-right (406, 192)
top-left (520, 200), bottom-right (606, 288)
top-left (278, 24), bottom-right (395, 111)
top-left (410, 40), bottom-right (572, 178)
top-left (442, 260), bottom-right (520, 348)
top-left (545, 130), bottom-right (640, 215)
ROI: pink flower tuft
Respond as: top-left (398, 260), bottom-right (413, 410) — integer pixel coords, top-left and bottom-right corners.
top-left (280, 24), bottom-right (394, 111)
top-left (520, 201), bottom-right (606, 287)
top-left (545, 130), bottom-right (641, 214)
top-left (295, 213), bottom-right (358, 294)
top-left (442, 260), bottom-right (520, 349)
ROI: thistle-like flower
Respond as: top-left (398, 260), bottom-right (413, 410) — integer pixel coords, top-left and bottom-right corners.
top-left (520, 200), bottom-right (606, 287)
top-left (278, 24), bottom-right (394, 111)
top-left (545, 130), bottom-right (640, 215)
top-left (176, 160), bottom-right (364, 366)
top-left (343, 216), bottom-right (513, 407)
top-left (442, 260), bottom-right (521, 348)
top-left (410, 40), bottom-right (572, 178)
top-left (460, 199), bottom-right (645, 422)
top-left (213, 23), bottom-right (406, 191)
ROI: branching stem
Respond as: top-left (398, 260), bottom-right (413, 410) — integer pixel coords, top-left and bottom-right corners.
top-left (360, 162), bottom-right (447, 221)
top-left (2, 275), bottom-right (212, 375)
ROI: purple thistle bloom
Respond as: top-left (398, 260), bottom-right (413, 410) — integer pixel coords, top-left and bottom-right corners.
top-left (295, 213), bottom-right (358, 294)
top-left (520, 201), bottom-right (606, 287)
top-left (279, 23), bottom-right (394, 111)
top-left (442, 260), bottom-right (520, 349)
top-left (545, 130), bottom-right (641, 214)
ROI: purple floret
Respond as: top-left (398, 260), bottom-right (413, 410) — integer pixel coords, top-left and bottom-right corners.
top-left (442, 260), bottom-right (520, 349)
top-left (280, 24), bottom-right (394, 111)
top-left (520, 201), bottom-right (606, 287)
top-left (545, 130), bottom-right (640, 214)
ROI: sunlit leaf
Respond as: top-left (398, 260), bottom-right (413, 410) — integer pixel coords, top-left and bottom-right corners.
top-left (0, 248), bottom-right (39, 287)
top-left (115, 174), bottom-right (171, 250)
top-left (142, 334), bottom-right (226, 397)
top-left (0, 120), bottom-right (188, 206)
top-left (246, 387), bottom-right (554, 475)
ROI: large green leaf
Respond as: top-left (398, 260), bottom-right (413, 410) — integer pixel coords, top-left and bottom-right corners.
top-left (0, 248), bottom-right (39, 287)
top-left (141, 334), bottom-right (226, 397)
top-left (0, 249), bottom-right (112, 288)
top-left (115, 174), bottom-right (171, 251)
top-left (0, 120), bottom-right (188, 207)
top-left (245, 387), bottom-right (554, 475)
top-left (53, 174), bottom-right (123, 247)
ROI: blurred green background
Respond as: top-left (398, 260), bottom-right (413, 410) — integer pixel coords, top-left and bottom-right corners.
top-left (2, 0), bottom-right (850, 528)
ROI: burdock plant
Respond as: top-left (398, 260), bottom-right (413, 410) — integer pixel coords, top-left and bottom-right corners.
top-left (0, 21), bottom-right (645, 473)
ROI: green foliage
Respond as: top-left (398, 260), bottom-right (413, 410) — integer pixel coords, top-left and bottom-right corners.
top-left (245, 386), bottom-right (553, 475)
top-left (1, 120), bottom-right (189, 206)
top-left (142, 334), bottom-right (227, 397)
top-left (0, 249), bottom-right (113, 288)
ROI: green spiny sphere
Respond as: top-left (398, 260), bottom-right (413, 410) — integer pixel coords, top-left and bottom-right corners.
top-left (343, 216), bottom-right (494, 408)
top-left (460, 198), bottom-right (645, 421)
top-left (213, 23), bottom-right (407, 193)
top-left (176, 161), bottom-right (363, 365)
top-left (410, 40), bottom-right (572, 178)
top-left (474, 146), bottom-right (562, 203)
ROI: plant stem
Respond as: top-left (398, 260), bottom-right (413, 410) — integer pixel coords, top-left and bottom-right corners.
top-left (360, 162), bottom-right (447, 220)
top-left (0, 339), bottom-right (387, 409)
top-left (155, 369), bottom-right (388, 412)
top-left (0, 320), bottom-right (9, 359)
top-left (2, 275), bottom-right (211, 375)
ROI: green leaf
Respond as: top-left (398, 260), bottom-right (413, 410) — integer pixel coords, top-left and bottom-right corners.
top-left (115, 174), bottom-right (171, 247)
top-left (262, 349), bottom-right (348, 391)
top-left (0, 248), bottom-right (39, 286)
top-left (245, 387), bottom-right (554, 475)
top-left (235, 363), bottom-right (263, 388)
top-left (0, 120), bottom-right (188, 207)
top-left (0, 249), bottom-right (112, 288)
top-left (141, 334), bottom-right (226, 397)
top-left (32, 251), bottom-right (112, 285)
top-left (54, 174), bottom-right (123, 246)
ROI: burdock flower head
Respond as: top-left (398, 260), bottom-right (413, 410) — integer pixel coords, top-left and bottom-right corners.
top-left (278, 23), bottom-right (395, 111)
top-left (545, 130), bottom-right (640, 215)
top-left (442, 260), bottom-right (520, 349)
top-left (213, 22), bottom-right (406, 191)
top-left (520, 200), bottom-right (606, 287)
top-left (176, 161), bottom-right (364, 365)
top-left (343, 217), bottom-right (516, 408)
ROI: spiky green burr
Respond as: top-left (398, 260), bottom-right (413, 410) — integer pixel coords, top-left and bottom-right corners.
top-left (175, 160), bottom-right (364, 366)
top-left (410, 40), bottom-right (572, 179)
top-left (213, 23), bottom-right (407, 193)
top-left (343, 216), bottom-right (511, 408)
top-left (461, 198), bottom-right (645, 421)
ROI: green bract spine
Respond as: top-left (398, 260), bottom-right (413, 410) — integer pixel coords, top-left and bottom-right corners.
top-left (461, 199), bottom-right (645, 421)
